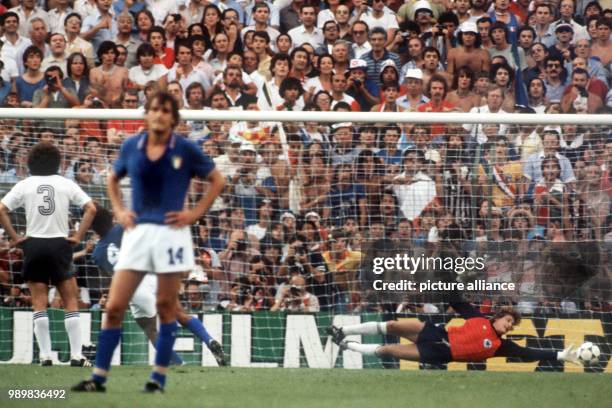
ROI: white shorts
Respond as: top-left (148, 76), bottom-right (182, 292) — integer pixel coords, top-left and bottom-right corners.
top-left (129, 273), bottom-right (157, 319)
top-left (114, 224), bottom-right (195, 274)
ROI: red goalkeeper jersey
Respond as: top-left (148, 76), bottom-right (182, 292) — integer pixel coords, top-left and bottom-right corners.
top-left (447, 317), bottom-right (502, 361)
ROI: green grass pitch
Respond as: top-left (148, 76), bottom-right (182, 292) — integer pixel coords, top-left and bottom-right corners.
top-left (0, 366), bottom-right (609, 408)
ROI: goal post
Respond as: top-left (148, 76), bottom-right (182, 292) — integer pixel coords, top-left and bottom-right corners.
top-left (0, 108), bottom-right (609, 372)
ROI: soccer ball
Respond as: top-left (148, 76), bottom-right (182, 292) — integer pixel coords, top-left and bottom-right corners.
top-left (577, 342), bottom-right (601, 365)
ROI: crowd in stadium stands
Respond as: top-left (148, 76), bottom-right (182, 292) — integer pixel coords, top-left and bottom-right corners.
top-left (0, 0), bottom-right (610, 315)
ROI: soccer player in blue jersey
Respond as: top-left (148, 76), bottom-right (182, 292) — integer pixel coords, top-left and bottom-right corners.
top-left (72, 92), bottom-right (225, 393)
top-left (90, 204), bottom-right (226, 366)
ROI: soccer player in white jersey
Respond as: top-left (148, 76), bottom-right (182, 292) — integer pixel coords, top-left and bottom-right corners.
top-left (0, 142), bottom-right (97, 366)
top-left (73, 91), bottom-right (225, 393)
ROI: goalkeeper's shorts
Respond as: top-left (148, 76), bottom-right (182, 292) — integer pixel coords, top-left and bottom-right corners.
top-left (416, 321), bottom-right (452, 365)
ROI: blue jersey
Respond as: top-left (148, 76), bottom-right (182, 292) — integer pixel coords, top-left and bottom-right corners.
top-left (113, 132), bottom-right (215, 224)
top-left (92, 224), bottom-right (123, 274)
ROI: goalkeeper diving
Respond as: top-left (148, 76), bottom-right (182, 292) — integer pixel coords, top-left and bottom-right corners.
top-left (328, 302), bottom-right (581, 365)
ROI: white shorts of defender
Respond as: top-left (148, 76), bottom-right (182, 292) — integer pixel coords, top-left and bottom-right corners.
top-left (114, 224), bottom-right (195, 273)
top-left (129, 273), bottom-right (157, 319)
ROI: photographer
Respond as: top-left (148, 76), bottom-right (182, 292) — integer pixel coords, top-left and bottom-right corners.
top-left (33, 66), bottom-right (79, 109)
top-left (279, 235), bottom-right (314, 281)
top-left (270, 275), bottom-right (320, 312)
top-left (346, 58), bottom-right (379, 111)
top-left (3, 284), bottom-right (31, 307)
top-left (225, 278), bottom-right (256, 312)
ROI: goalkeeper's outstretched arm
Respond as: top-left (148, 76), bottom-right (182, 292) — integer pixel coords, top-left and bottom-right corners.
top-left (495, 340), bottom-right (579, 363)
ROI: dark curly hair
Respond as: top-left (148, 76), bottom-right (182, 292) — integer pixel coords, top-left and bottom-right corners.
top-left (28, 142), bottom-right (60, 175)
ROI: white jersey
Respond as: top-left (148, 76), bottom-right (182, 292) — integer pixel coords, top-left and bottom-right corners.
top-left (1, 175), bottom-right (91, 238)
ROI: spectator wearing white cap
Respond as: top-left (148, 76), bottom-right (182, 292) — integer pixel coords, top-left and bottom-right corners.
top-left (409, 1), bottom-right (435, 40)
top-left (346, 58), bottom-right (380, 111)
top-left (280, 211), bottom-right (297, 241)
top-left (183, 270), bottom-right (214, 312)
top-left (397, 68), bottom-right (429, 111)
top-left (446, 21), bottom-right (490, 77)
top-left (397, 0), bottom-right (443, 24)
top-left (547, 22), bottom-right (575, 62)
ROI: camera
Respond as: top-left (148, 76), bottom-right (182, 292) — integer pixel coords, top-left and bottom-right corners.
top-left (435, 25), bottom-right (444, 35)
top-left (236, 239), bottom-right (248, 252)
top-left (238, 287), bottom-right (251, 304)
top-left (400, 31), bottom-right (410, 38)
top-left (46, 75), bottom-right (56, 89)
top-left (353, 79), bottom-right (362, 87)
top-left (287, 261), bottom-right (305, 276)
top-left (289, 285), bottom-right (302, 296)
top-left (91, 97), bottom-right (104, 108)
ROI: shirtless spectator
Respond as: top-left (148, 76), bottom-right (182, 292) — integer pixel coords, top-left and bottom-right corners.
top-left (446, 21), bottom-right (489, 76)
top-left (446, 66), bottom-right (481, 112)
top-left (590, 17), bottom-right (611, 66)
top-left (89, 41), bottom-right (128, 107)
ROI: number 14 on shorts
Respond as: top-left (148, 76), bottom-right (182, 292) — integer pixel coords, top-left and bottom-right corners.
top-left (167, 247), bottom-right (184, 265)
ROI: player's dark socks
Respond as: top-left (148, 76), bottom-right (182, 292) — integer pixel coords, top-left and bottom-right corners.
top-left (71, 379), bottom-right (106, 393)
top-left (209, 340), bottom-right (227, 366)
top-left (142, 380), bottom-right (164, 394)
top-left (40, 359), bottom-right (53, 366)
top-left (326, 325), bottom-right (346, 344)
top-left (185, 316), bottom-right (213, 346)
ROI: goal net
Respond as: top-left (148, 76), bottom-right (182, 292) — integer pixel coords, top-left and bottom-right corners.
top-left (0, 108), bottom-right (609, 373)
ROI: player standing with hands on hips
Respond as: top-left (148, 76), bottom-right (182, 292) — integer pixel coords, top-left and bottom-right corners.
top-left (0, 142), bottom-right (97, 367)
top-left (73, 91), bottom-right (225, 393)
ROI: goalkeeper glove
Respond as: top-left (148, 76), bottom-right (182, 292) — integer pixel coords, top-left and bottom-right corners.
top-left (557, 344), bottom-right (580, 365)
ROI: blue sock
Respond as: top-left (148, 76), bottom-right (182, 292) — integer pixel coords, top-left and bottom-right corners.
top-left (185, 317), bottom-right (212, 346)
top-left (93, 328), bottom-right (122, 383)
top-left (150, 371), bottom-right (166, 388)
top-left (154, 321), bottom-right (178, 368)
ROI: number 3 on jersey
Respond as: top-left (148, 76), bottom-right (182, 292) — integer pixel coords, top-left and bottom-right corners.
top-left (37, 185), bottom-right (55, 215)
top-left (167, 247), bottom-right (184, 265)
